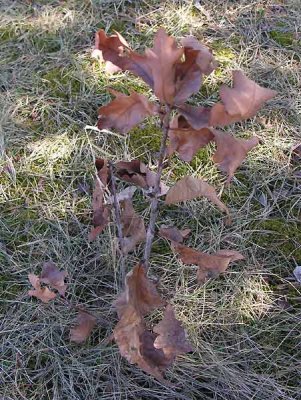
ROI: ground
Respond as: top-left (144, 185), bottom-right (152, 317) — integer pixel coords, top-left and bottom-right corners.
top-left (0, 1), bottom-right (301, 399)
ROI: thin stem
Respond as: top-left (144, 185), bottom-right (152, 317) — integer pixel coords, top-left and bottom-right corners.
top-left (143, 105), bottom-right (172, 268)
top-left (109, 161), bottom-right (126, 283)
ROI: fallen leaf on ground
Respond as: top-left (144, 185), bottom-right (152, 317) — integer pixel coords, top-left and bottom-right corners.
top-left (165, 176), bottom-right (229, 218)
top-left (28, 273), bottom-right (56, 303)
top-left (114, 263), bottom-right (164, 318)
top-left (92, 29), bottom-right (129, 73)
top-left (153, 304), bottom-right (193, 362)
top-left (40, 261), bottom-right (67, 296)
top-left (98, 90), bottom-right (158, 134)
top-left (173, 244), bottom-right (244, 283)
top-left (181, 36), bottom-right (217, 75)
top-left (168, 115), bottom-right (213, 161)
top-left (89, 159), bottom-right (111, 241)
top-left (212, 130), bottom-right (259, 183)
top-left (70, 310), bottom-right (96, 343)
top-left (120, 199), bottom-right (146, 253)
top-left (159, 226), bottom-right (191, 243)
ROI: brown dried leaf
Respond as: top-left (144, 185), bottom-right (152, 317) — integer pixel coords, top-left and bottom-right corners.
top-left (89, 159), bottom-right (111, 241)
top-left (115, 160), bottom-right (168, 194)
top-left (174, 49), bottom-right (202, 104)
top-left (114, 264), bottom-right (164, 318)
top-left (212, 130), bottom-right (259, 183)
top-left (153, 304), bottom-right (193, 362)
top-left (70, 310), bottom-right (96, 343)
top-left (181, 36), bottom-right (217, 75)
top-left (176, 104), bottom-right (211, 130)
top-left (173, 244), bottom-right (244, 283)
top-left (159, 226), bottom-right (191, 243)
top-left (98, 90), bottom-right (158, 134)
top-left (93, 29), bottom-right (129, 73)
top-left (40, 261), bottom-right (67, 296)
top-left (120, 199), bottom-right (146, 253)
top-left (168, 115), bottom-right (213, 162)
top-left (28, 273), bottom-right (56, 303)
top-left (165, 176), bottom-right (229, 217)
top-left (220, 71), bottom-right (277, 118)
top-left (113, 306), bottom-right (168, 382)
top-left (209, 102), bottom-right (240, 127)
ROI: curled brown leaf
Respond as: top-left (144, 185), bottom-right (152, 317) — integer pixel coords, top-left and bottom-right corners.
top-left (120, 199), bottom-right (146, 254)
top-left (181, 36), bottom-right (218, 75)
top-left (159, 225), bottom-right (191, 244)
top-left (70, 310), bottom-right (96, 343)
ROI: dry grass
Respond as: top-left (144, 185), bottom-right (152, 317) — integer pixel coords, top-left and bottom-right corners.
top-left (1, 1), bottom-right (301, 399)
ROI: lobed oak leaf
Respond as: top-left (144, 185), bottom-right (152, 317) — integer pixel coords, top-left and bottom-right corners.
top-left (220, 70), bottom-right (277, 119)
top-left (181, 36), bottom-right (218, 75)
top-left (212, 130), bottom-right (259, 183)
top-left (89, 159), bottom-right (111, 241)
top-left (114, 263), bottom-right (164, 318)
top-left (70, 310), bottom-right (96, 343)
top-left (168, 115), bottom-right (213, 162)
top-left (28, 273), bottom-right (56, 303)
top-left (93, 29), bottom-right (129, 73)
top-left (210, 71), bottom-right (277, 127)
top-left (98, 90), bottom-right (158, 134)
top-left (120, 199), bottom-right (146, 254)
top-left (153, 304), bottom-right (193, 362)
top-left (159, 225), bottom-right (191, 244)
top-left (40, 261), bottom-right (67, 296)
top-left (165, 176), bottom-right (229, 218)
top-left (173, 243), bottom-right (244, 283)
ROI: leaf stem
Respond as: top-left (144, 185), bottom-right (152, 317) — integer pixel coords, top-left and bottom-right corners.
top-left (143, 105), bottom-right (172, 268)
top-left (108, 161), bottom-right (126, 284)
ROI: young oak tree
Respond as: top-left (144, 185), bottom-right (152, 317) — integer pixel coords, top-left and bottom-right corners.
top-left (28, 28), bottom-right (276, 383)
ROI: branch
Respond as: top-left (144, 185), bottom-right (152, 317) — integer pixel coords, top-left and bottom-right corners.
top-left (108, 161), bottom-right (126, 283)
top-left (143, 106), bottom-right (172, 268)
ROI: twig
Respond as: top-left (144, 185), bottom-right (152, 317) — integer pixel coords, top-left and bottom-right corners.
top-left (143, 106), bottom-right (172, 268)
top-left (108, 161), bottom-right (126, 284)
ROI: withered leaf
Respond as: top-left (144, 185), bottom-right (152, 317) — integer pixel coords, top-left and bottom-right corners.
top-left (212, 130), bottom-right (259, 183)
top-left (98, 90), bottom-right (158, 134)
top-left (93, 29), bottom-right (129, 73)
top-left (154, 304), bottom-right (193, 362)
top-left (165, 176), bottom-right (229, 217)
top-left (173, 243), bottom-right (244, 283)
top-left (168, 115), bottom-right (213, 162)
top-left (113, 306), bottom-right (168, 382)
top-left (220, 70), bottom-right (277, 118)
top-left (181, 36), bottom-right (217, 75)
top-left (70, 310), bottom-right (96, 343)
top-left (120, 199), bottom-right (146, 254)
top-left (114, 264), bottom-right (164, 318)
top-left (89, 159), bottom-right (111, 241)
top-left (176, 104), bottom-right (211, 130)
top-left (28, 273), bottom-right (56, 303)
top-left (210, 71), bottom-right (277, 127)
top-left (159, 226), bottom-right (191, 244)
top-left (174, 49), bottom-right (202, 104)
top-left (115, 160), bottom-right (168, 194)
top-left (40, 261), bottom-right (67, 296)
